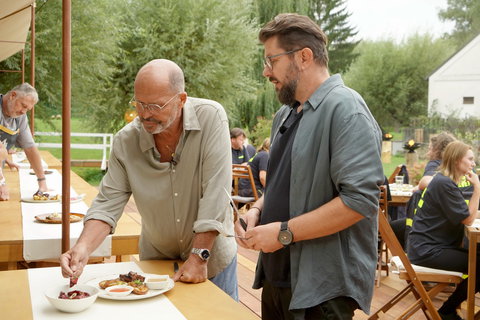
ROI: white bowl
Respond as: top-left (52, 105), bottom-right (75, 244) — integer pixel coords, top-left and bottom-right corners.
top-left (145, 275), bottom-right (170, 290)
top-left (45, 284), bottom-right (99, 313)
top-left (105, 285), bottom-right (134, 297)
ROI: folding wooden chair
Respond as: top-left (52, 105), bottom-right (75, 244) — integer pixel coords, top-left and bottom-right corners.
top-left (388, 164), bottom-right (408, 184)
top-left (231, 164), bottom-right (259, 210)
top-left (376, 185), bottom-right (389, 286)
top-left (369, 208), bottom-right (463, 320)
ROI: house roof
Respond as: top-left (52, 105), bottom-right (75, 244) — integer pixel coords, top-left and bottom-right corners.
top-left (0, 0), bottom-right (34, 62)
top-left (427, 32), bottom-right (480, 79)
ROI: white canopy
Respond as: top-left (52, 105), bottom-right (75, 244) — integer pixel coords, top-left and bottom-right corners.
top-left (0, 0), bottom-right (34, 62)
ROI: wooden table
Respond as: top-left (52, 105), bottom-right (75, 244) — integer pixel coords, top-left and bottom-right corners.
top-left (389, 194), bottom-right (411, 207)
top-left (0, 260), bottom-right (258, 320)
top-left (0, 166), bottom-right (140, 269)
top-left (466, 225), bottom-right (480, 319)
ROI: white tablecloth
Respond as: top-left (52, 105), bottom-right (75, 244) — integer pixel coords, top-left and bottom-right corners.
top-left (20, 169), bottom-right (111, 261)
top-left (28, 261), bottom-right (186, 320)
top-left (12, 152), bottom-right (48, 169)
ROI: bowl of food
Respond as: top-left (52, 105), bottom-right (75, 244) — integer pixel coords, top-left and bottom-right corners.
top-left (105, 285), bottom-right (134, 297)
top-left (45, 284), bottom-right (99, 313)
top-left (145, 275), bottom-right (170, 290)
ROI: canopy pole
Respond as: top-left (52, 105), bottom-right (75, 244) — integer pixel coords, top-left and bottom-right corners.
top-left (61, 0), bottom-right (72, 253)
top-left (29, 1), bottom-right (36, 135)
top-left (21, 49), bottom-right (25, 83)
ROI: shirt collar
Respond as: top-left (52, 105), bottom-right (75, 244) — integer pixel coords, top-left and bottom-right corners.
top-left (138, 97), bottom-right (201, 152)
top-left (304, 74), bottom-right (343, 111)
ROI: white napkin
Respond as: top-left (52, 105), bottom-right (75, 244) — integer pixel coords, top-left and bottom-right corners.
top-left (12, 152), bottom-right (48, 169)
top-left (20, 169), bottom-right (111, 261)
top-left (29, 262), bottom-right (186, 320)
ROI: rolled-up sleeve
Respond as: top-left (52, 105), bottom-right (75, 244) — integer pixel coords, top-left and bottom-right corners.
top-left (193, 107), bottom-right (233, 235)
top-left (331, 110), bottom-right (383, 219)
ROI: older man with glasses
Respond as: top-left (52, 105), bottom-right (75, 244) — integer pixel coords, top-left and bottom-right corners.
top-left (60, 59), bottom-right (238, 300)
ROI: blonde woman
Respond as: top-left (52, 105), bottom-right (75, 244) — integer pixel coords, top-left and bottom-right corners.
top-left (407, 141), bottom-right (480, 320)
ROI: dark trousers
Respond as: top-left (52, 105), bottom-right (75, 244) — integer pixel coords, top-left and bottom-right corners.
top-left (261, 280), bottom-right (358, 320)
top-left (413, 247), bottom-right (480, 314)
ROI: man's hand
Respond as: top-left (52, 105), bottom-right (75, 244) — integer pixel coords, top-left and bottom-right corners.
top-left (235, 207), bottom-right (260, 248)
top-left (0, 185), bottom-right (9, 201)
top-left (172, 254), bottom-right (208, 283)
top-left (245, 221), bottom-right (283, 253)
top-left (60, 243), bottom-right (90, 279)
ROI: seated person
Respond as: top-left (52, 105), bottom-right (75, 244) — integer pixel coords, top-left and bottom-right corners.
top-left (416, 132), bottom-right (456, 191)
top-left (230, 128), bottom-right (252, 164)
top-left (238, 138), bottom-right (270, 197)
top-left (407, 141), bottom-right (480, 320)
top-left (0, 143), bottom-right (7, 162)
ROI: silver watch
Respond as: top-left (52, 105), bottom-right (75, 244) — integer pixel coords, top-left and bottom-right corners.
top-left (191, 248), bottom-right (210, 261)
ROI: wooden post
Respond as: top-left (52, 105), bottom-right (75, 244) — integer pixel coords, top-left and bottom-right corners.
top-left (381, 141), bottom-right (392, 163)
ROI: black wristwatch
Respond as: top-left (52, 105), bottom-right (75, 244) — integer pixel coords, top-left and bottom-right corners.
top-left (191, 248), bottom-right (211, 261)
top-left (278, 221), bottom-right (294, 246)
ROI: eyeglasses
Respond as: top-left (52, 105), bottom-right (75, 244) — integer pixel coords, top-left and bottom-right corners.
top-left (129, 93), bottom-right (179, 113)
top-left (263, 48), bottom-right (303, 70)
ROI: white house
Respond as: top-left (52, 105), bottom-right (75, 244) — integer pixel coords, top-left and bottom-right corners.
top-left (428, 33), bottom-right (480, 118)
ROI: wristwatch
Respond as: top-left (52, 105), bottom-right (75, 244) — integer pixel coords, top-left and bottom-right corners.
top-left (0, 177), bottom-right (5, 186)
top-left (191, 248), bottom-right (211, 261)
top-left (278, 221), bottom-right (294, 246)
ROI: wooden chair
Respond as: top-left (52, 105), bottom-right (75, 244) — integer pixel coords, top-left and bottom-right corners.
top-left (369, 208), bottom-right (463, 320)
top-left (388, 164), bottom-right (407, 184)
top-left (232, 164), bottom-right (259, 210)
top-left (376, 185), bottom-right (389, 286)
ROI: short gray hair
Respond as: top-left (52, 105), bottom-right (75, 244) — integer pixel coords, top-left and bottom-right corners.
top-left (9, 83), bottom-right (39, 103)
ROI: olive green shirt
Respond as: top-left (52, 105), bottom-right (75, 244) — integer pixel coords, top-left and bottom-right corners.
top-left (85, 97), bottom-right (236, 278)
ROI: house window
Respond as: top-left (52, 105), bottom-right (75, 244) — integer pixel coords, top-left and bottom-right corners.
top-left (463, 97), bottom-right (474, 104)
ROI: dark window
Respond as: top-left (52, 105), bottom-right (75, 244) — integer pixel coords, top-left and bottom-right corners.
top-left (463, 97), bottom-right (474, 104)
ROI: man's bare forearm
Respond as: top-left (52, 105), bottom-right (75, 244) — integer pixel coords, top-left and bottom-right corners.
top-left (76, 220), bottom-right (112, 253)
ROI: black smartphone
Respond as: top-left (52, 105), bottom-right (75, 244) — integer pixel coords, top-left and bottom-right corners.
top-left (239, 218), bottom-right (247, 231)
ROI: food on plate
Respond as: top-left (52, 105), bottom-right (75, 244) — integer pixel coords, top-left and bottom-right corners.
top-left (99, 279), bottom-right (127, 289)
top-left (33, 191), bottom-right (60, 201)
top-left (98, 271), bottom-right (149, 295)
top-left (44, 212), bottom-right (83, 223)
top-left (58, 290), bottom-right (91, 299)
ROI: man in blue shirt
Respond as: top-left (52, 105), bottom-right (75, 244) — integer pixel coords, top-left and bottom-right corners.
top-left (236, 14), bottom-right (383, 319)
top-left (230, 127), bottom-right (252, 164)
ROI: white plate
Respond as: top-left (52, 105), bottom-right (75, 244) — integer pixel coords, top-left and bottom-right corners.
top-left (85, 273), bottom-right (174, 300)
top-left (21, 196), bottom-right (85, 203)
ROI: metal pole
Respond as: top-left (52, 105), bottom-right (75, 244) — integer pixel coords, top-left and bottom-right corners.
top-left (61, 0), bottom-right (71, 253)
top-left (21, 49), bottom-right (25, 83)
top-left (29, 1), bottom-right (36, 135)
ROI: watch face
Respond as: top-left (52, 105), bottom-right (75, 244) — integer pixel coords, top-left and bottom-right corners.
top-left (200, 250), bottom-right (210, 260)
top-left (279, 230), bottom-right (293, 245)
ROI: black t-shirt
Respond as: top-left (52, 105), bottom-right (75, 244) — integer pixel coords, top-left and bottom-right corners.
top-left (423, 159), bottom-right (441, 176)
top-left (407, 173), bottom-right (470, 264)
top-left (259, 107), bottom-right (303, 287)
top-left (232, 146), bottom-right (250, 164)
top-left (238, 150), bottom-right (269, 197)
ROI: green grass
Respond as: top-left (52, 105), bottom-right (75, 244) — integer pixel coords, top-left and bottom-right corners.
top-left (71, 167), bottom-right (106, 186)
top-left (383, 155), bottom-right (406, 178)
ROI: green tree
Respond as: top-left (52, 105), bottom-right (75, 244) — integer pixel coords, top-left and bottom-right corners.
top-left (87, 0), bottom-right (259, 133)
top-left (0, 0), bottom-right (119, 124)
top-left (439, 0), bottom-right (480, 47)
top-left (307, 0), bottom-right (359, 74)
top-left (343, 34), bottom-right (455, 127)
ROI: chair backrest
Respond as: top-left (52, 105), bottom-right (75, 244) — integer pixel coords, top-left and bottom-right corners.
top-left (232, 164), bottom-right (259, 200)
top-left (379, 185), bottom-right (388, 215)
top-left (388, 164), bottom-right (409, 184)
top-left (377, 209), bottom-right (446, 320)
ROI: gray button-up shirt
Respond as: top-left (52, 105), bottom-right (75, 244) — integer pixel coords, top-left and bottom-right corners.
top-left (85, 97), bottom-right (237, 278)
top-left (254, 75), bottom-right (384, 313)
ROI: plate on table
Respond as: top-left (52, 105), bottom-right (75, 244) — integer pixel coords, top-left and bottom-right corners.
top-left (21, 194), bottom-right (85, 203)
top-left (29, 170), bottom-right (53, 175)
top-left (86, 274), bottom-right (175, 300)
top-left (34, 212), bottom-right (85, 224)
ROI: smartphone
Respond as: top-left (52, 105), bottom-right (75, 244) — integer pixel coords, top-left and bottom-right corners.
top-left (239, 218), bottom-right (247, 231)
